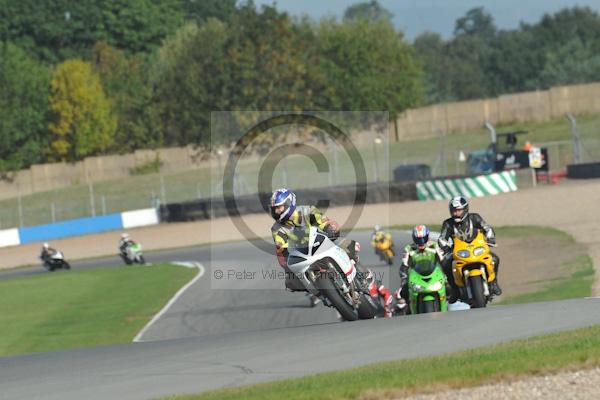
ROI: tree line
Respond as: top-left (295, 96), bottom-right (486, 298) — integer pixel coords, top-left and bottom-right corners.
top-left (1, 0), bottom-right (599, 173)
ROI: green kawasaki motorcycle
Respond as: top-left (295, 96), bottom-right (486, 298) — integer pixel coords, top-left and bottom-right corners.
top-left (408, 253), bottom-right (448, 314)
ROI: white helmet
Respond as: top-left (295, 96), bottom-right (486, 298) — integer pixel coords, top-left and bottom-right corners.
top-left (121, 233), bottom-right (129, 240)
top-left (373, 224), bottom-right (381, 232)
top-left (43, 242), bottom-right (49, 249)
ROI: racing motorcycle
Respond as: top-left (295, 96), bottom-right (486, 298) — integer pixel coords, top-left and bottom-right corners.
top-left (452, 229), bottom-right (496, 308)
top-left (407, 253), bottom-right (447, 314)
top-left (373, 234), bottom-right (395, 265)
top-left (120, 242), bottom-right (146, 265)
top-left (42, 251), bottom-right (71, 271)
top-left (287, 226), bottom-right (376, 321)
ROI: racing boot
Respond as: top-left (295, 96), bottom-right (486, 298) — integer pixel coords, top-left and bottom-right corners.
top-left (489, 279), bottom-right (502, 296)
top-left (446, 283), bottom-right (459, 304)
top-left (307, 293), bottom-right (321, 307)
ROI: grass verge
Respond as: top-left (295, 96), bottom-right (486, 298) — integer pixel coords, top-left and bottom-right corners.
top-left (0, 263), bottom-right (197, 356)
top-left (163, 324), bottom-right (600, 400)
top-left (500, 254), bottom-right (594, 304)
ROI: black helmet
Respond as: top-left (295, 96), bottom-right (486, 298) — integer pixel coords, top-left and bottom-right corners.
top-left (449, 196), bottom-right (469, 223)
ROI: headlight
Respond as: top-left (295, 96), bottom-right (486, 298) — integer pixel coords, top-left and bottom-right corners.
top-left (457, 250), bottom-right (470, 258)
top-left (412, 283), bottom-right (424, 292)
top-left (428, 281), bottom-right (443, 292)
top-left (473, 247), bottom-right (485, 256)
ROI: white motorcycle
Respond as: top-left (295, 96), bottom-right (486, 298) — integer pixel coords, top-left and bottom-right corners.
top-left (120, 242), bottom-right (146, 265)
top-left (287, 226), bottom-right (376, 321)
top-left (42, 251), bottom-right (71, 271)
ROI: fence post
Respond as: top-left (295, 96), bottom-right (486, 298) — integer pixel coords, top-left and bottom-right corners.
top-left (89, 182), bottom-right (96, 217)
top-left (565, 113), bottom-right (583, 164)
top-left (160, 175), bottom-right (167, 205)
top-left (17, 185), bottom-right (24, 227)
top-left (101, 195), bottom-right (107, 215)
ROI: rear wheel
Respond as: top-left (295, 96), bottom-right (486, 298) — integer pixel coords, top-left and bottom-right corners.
top-left (63, 262), bottom-right (71, 270)
top-left (314, 275), bottom-right (358, 321)
top-left (470, 276), bottom-right (487, 308)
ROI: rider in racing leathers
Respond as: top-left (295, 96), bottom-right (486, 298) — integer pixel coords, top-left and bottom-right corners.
top-left (270, 188), bottom-right (375, 306)
top-left (40, 242), bottom-right (57, 264)
top-left (395, 225), bottom-right (442, 313)
top-left (118, 233), bottom-right (136, 257)
top-left (365, 269), bottom-right (393, 318)
top-left (438, 196), bottom-right (502, 302)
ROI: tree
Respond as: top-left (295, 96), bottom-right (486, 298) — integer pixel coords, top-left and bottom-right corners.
top-left (317, 19), bottom-right (423, 119)
top-left (152, 20), bottom-right (231, 146)
top-left (48, 59), bottom-right (117, 160)
top-left (101, 0), bottom-right (184, 53)
top-left (91, 42), bottom-right (162, 152)
top-left (343, 0), bottom-right (393, 23)
top-left (152, 4), bottom-right (329, 147)
top-left (0, 42), bottom-right (51, 173)
top-left (413, 32), bottom-right (453, 103)
top-left (454, 7), bottom-right (497, 42)
top-left (182, 0), bottom-right (237, 24)
top-left (0, 0), bottom-right (184, 62)
top-left (539, 38), bottom-right (600, 87)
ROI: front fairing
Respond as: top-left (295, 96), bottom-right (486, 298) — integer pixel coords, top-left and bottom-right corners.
top-left (452, 231), bottom-right (495, 285)
top-left (287, 226), bottom-right (356, 286)
top-left (408, 256), bottom-right (447, 313)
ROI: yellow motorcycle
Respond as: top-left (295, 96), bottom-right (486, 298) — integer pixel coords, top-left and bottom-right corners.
top-left (373, 234), bottom-right (395, 266)
top-left (452, 229), bottom-right (496, 308)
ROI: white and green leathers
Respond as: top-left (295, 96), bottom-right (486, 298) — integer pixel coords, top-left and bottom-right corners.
top-left (401, 241), bottom-right (441, 269)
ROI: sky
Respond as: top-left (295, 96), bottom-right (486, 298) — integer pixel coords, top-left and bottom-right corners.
top-left (253, 0), bottom-right (600, 41)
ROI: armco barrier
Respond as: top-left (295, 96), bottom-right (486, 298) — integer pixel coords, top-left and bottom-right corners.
top-left (160, 182), bottom-right (418, 222)
top-left (416, 170), bottom-right (517, 201)
top-left (0, 208), bottom-right (159, 248)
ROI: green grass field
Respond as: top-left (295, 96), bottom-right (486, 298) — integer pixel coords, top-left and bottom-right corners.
top-left (164, 324), bottom-right (600, 400)
top-left (1, 112), bottom-right (599, 228)
top-left (0, 263), bottom-right (197, 356)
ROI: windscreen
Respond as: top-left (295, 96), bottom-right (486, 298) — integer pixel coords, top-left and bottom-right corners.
top-left (288, 226), bottom-right (310, 255)
top-left (413, 257), bottom-right (437, 276)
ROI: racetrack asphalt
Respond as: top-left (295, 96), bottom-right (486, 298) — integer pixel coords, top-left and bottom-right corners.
top-left (1, 230), bottom-right (599, 399)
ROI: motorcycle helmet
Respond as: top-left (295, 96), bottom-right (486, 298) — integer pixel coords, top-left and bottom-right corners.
top-left (270, 188), bottom-right (296, 223)
top-left (412, 225), bottom-right (430, 250)
top-left (121, 233), bottom-right (129, 240)
top-left (43, 242), bottom-right (49, 250)
top-left (449, 196), bottom-right (469, 223)
top-left (373, 224), bottom-right (381, 232)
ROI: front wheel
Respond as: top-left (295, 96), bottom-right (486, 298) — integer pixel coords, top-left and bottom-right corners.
top-left (314, 275), bottom-right (358, 321)
top-left (138, 256), bottom-right (146, 265)
top-left (419, 299), bottom-right (439, 314)
top-left (357, 294), bottom-right (376, 319)
top-left (469, 275), bottom-right (487, 308)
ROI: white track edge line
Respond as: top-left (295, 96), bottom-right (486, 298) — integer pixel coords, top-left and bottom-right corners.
top-left (133, 262), bottom-right (204, 343)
